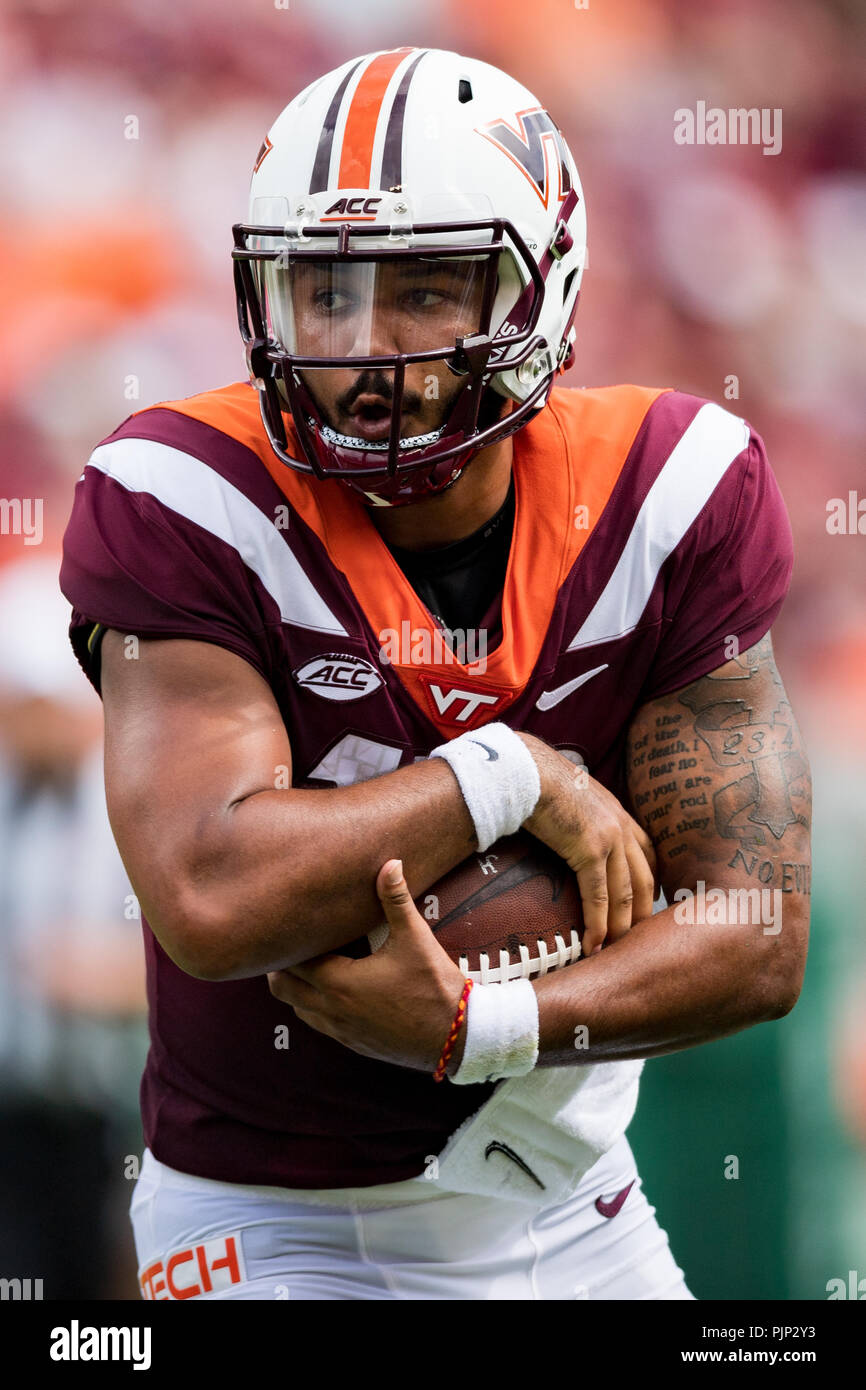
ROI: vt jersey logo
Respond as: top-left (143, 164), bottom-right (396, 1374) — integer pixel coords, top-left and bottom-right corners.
top-left (476, 107), bottom-right (573, 208)
top-left (419, 677), bottom-right (511, 729)
top-left (293, 653), bottom-right (383, 702)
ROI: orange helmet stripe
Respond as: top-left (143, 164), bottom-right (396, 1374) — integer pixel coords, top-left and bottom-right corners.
top-left (337, 48), bottom-right (416, 189)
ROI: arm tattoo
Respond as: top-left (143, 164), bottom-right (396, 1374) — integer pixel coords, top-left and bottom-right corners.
top-left (626, 634), bottom-right (812, 896)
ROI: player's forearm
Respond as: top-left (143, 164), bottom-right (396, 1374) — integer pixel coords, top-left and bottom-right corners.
top-left (153, 759), bottom-right (477, 980)
top-left (142, 722), bottom-right (595, 982)
top-left (527, 894), bottom-right (809, 1068)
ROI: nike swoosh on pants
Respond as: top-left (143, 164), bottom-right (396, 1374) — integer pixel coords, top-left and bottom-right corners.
top-left (594, 1180), bottom-right (635, 1219)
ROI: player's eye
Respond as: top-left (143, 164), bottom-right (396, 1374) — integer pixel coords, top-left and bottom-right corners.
top-left (312, 287), bottom-right (355, 313)
top-left (402, 287), bottom-right (450, 310)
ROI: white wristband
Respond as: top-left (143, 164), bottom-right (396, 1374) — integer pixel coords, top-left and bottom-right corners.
top-left (429, 723), bottom-right (541, 852)
top-left (449, 978), bottom-right (540, 1085)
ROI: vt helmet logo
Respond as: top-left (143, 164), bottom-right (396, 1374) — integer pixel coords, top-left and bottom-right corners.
top-left (253, 135), bottom-right (273, 174)
top-left (476, 107), bottom-right (573, 209)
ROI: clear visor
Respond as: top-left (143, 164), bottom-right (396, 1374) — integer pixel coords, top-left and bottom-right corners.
top-left (257, 252), bottom-right (502, 360)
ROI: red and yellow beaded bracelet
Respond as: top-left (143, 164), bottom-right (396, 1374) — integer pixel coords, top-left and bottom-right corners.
top-left (433, 977), bottom-right (474, 1083)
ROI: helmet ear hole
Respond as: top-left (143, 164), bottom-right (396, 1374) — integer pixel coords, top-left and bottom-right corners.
top-left (562, 268), bottom-right (577, 306)
top-left (458, 79), bottom-right (473, 103)
top-left (477, 384), bottom-right (509, 430)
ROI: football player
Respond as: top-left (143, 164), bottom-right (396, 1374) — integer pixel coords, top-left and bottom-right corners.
top-left (60, 47), bottom-right (811, 1301)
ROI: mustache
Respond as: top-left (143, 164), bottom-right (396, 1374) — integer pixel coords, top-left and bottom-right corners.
top-left (338, 371), bottom-right (423, 415)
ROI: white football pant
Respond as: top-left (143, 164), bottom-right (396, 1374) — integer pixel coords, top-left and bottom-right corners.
top-left (131, 1134), bottom-right (694, 1301)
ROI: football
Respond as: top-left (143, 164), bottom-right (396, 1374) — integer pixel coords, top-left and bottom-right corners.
top-left (369, 830), bottom-right (585, 983)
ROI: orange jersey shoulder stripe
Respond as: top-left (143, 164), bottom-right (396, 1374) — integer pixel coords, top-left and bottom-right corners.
top-left (132, 380), bottom-right (273, 464)
top-left (139, 381), bottom-right (668, 736)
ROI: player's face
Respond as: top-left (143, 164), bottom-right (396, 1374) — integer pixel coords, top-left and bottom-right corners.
top-left (283, 256), bottom-right (488, 443)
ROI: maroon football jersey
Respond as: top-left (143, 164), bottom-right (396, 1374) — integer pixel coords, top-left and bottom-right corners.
top-left (59, 381), bottom-right (793, 1188)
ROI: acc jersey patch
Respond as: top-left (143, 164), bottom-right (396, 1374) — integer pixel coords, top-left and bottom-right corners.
top-left (293, 652), bottom-right (383, 701)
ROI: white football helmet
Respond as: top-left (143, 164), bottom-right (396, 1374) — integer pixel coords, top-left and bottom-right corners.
top-left (233, 47), bottom-right (587, 505)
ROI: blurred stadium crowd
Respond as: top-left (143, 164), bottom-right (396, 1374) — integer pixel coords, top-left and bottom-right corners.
top-left (0, 0), bottom-right (863, 1299)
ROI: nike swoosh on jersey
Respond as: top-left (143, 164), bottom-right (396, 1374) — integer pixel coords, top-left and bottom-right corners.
top-left (484, 1141), bottom-right (546, 1190)
top-left (535, 663), bottom-right (609, 711)
top-left (594, 1179), bottom-right (635, 1218)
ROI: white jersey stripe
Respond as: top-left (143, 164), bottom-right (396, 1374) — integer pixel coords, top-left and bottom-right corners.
top-left (567, 403), bottom-right (750, 652)
top-left (86, 438), bottom-right (347, 636)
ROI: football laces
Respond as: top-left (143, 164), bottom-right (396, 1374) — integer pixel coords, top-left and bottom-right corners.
top-left (459, 929), bottom-right (583, 985)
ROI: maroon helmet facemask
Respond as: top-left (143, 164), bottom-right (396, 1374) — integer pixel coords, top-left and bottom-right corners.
top-left (232, 207), bottom-right (576, 506)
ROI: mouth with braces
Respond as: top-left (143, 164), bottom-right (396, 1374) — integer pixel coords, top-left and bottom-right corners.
top-left (317, 420), bottom-right (449, 451)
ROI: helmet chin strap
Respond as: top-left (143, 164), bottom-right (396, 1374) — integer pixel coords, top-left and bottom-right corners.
top-left (343, 388), bottom-right (510, 509)
top-left (348, 442), bottom-right (479, 508)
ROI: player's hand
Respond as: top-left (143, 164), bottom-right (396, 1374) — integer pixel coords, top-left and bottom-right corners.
top-left (267, 860), bottom-right (467, 1073)
top-left (518, 733), bottom-right (658, 954)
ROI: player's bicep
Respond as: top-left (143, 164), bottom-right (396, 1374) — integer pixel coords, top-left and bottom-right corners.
top-left (100, 629), bottom-right (292, 927)
top-left (625, 633), bottom-right (812, 906)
